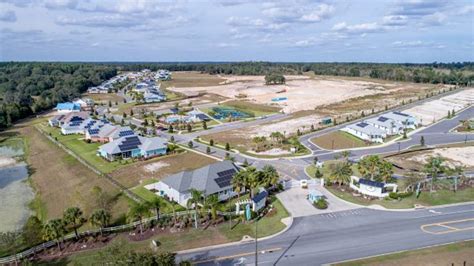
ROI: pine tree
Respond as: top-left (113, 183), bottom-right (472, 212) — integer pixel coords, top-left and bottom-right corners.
top-left (209, 139), bottom-right (214, 146)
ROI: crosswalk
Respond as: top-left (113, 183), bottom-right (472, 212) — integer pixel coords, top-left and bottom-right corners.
top-left (317, 208), bottom-right (371, 219)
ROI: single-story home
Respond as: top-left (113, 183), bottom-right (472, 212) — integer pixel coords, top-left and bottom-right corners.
top-left (87, 86), bottom-right (109, 94)
top-left (49, 111), bottom-right (90, 128)
top-left (61, 117), bottom-right (106, 135)
top-left (383, 111), bottom-right (418, 129)
top-left (349, 176), bottom-right (398, 198)
top-left (340, 122), bottom-right (386, 143)
top-left (56, 102), bottom-right (81, 113)
top-left (235, 188), bottom-right (268, 214)
top-left (144, 91), bottom-right (166, 103)
top-left (365, 116), bottom-right (404, 136)
top-left (145, 160), bottom-right (240, 207)
top-left (98, 135), bottom-right (168, 161)
top-left (73, 98), bottom-right (94, 111)
top-left (85, 124), bottom-right (135, 143)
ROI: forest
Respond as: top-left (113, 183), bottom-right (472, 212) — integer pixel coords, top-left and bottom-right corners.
top-left (0, 62), bottom-right (116, 130)
top-left (1, 61), bottom-right (473, 130)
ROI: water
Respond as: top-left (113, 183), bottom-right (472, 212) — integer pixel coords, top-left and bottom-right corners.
top-left (0, 140), bottom-right (34, 232)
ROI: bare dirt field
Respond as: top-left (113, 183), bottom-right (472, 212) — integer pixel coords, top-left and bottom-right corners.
top-left (169, 73), bottom-right (447, 114)
top-left (404, 88), bottom-right (474, 125)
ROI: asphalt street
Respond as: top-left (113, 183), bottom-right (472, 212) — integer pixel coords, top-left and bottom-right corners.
top-left (179, 204), bottom-right (474, 265)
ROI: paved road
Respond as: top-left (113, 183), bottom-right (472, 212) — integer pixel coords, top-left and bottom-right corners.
top-left (179, 204), bottom-right (474, 265)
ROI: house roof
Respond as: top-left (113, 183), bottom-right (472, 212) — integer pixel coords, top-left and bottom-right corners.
top-left (346, 122), bottom-right (386, 136)
top-left (365, 116), bottom-right (401, 129)
top-left (160, 160), bottom-right (239, 196)
top-left (56, 102), bottom-right (81, 110)
top-left (359, 178), bottom-right (385, 188)
top-left (99, 135), bottom-right (167, 155)
top-left (383, 111), bottom-right (415, 123)
top-left (252, 189), bottom-right (268, 203)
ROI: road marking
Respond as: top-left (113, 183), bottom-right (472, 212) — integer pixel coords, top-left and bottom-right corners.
top-left (421, 218), bottom-right (474, 235)
top-left (191, 247), bottom-right (282, 264)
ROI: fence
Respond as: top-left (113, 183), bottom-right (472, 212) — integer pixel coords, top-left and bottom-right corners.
top-left (0, 209), bottom-right (234, 264)
top-left (35, 125), bottom-right (143, 203)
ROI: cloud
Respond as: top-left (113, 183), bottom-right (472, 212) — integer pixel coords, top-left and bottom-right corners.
top-left (332, 22), bottom-right (384, 34)
top-left (217, 42), bottom-right (238, 48)
top-left (391, 0), bottom-right (448, 16)
top-left (382, 15), bottom-right (408, 26)
top-left (226, 16), bottom-right (288, 32)
top-left (0, 10), bottom-right (16, 22)
top-left (262, 2), bottom-right (334, 23)
top-left (392, 40), bottom-right (445, 49)
top-left (43, 0), bottom-right (78, 9)
top-left (458, 5), bottom-right (474, 15)
top-left (56, 14), bottom-right (143, 28)
top-left (0, 0), bottom-right (33, 7)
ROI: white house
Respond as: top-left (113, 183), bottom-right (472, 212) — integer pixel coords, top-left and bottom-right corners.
top-left (383, 111), bottom-right (418, 130)
top-left (145, 161), bottom-right (240, 207)
top-left (349, 176), bottom-right (398, 198)
top-left (340, 122), bottom-right (386, 143)
top-left (364, 116), bottom-right (404, 136)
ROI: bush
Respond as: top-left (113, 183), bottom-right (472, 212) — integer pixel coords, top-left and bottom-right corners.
top-left (389, 191), bottom-right (413, 199)
top-left (314, 198), bottom-right (328, 209)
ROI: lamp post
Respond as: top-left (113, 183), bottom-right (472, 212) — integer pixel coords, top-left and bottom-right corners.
top-left (255, 213), bottom-right (263, 265)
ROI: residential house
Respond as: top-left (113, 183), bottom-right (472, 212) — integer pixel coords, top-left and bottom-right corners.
top-left (73, 98), bottom-right (94, 111)
top-left (85, 124), bottom-right (135, 143)
top-left (365, 116), bottom-right (404, 136)
top-left (49, 111), bottom-right (89, 128)
top-left (382, 111), bottom-right (418, 130)
top-left (145, 160), bottom-right (240, 207)
top-left (55, 102), bottom-right (81, 113)
top-left (61, 117), bottom-right (104, 135)
top-left (340, 122), bottom-right (386, 143)
top-left (87, 86), bottom-right (109, 94)
top-left (98, 135), bottom-right (168, 161)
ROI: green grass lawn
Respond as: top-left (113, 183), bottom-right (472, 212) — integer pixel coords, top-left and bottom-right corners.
top-left (64, 198), bottom-right (289, 265)
top-left (38, 124), bottom-right (127, 173)
top-left (130, 180), bottom-right (185, 214)
top-left (326, 185), bottom-right (474, 209)
top-left (306, 161), bottom-right (360, 179)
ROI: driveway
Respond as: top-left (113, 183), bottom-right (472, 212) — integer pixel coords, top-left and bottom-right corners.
top-left (277, 184), bottom-right (360, 217)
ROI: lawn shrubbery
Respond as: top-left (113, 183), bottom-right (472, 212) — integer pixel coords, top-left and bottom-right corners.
top-left (388, 191), bottom-right (413, 200)
top-left (313, 198), bottom-right (328, 209)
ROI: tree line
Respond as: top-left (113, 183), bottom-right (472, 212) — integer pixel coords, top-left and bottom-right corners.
top-left (0, 62), bottom-right (117, 130)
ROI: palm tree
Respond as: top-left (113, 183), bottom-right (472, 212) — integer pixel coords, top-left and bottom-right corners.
top-left (90, 209), bottom-right (111, 236)
top-left (341, 150), bottom-right (351, 162)
top-left (243, 167), bottom-right (261, 198)
top-left (43, 219), bottom-right (66, 250)
top-left (149, 197), bottom-right (162, 222)
top-left (424, 156), bottom-right (445, 193)
top-left (231, 171), bottom-right (246, 202)
top-left (358, 155), bottom-right (381, 181)
top-left (261, 165), bottom-right (280, 189)
top-left (379, 161), bottom-right (394, 183)
top-left (187, 189), bottom-right (204, 228)
top-left (329, 162), bottom-right (353, 187)
top-left (129, 202), bottom-right (151, 234)
top-left (63, 207), bottom-right (84, 239)
top-left (204, 194), bottom-right (219, 221)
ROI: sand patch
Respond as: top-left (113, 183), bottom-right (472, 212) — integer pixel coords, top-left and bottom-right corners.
top-left (169, 75), bottom-right (400, 113)
top-left (404, 88), bottom-right (474, 125)
top-left (247, 114), bottom-right (324, 138)
top-left (246, 148), bottom-right (291, 156)
top-left (143, 161), bottom-right (170, 173)
top-left (408, 146), bottom-right (474, 168)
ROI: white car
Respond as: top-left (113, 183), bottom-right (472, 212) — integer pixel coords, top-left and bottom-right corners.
top-left (300, 179), bottom-right (308, 189)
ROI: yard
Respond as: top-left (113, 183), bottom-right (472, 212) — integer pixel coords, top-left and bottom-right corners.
top-left (57, 197), bottom-right (289, 265)
top-left (336, 240), bottom-right (474, 266)
top-left (326, 185), bottom-right (474, 209)
top-left (222, 100), bottom-right (281, 117)
top-left (160, 71), bottom-right (226, 89)
top-left (11, 119), bottom-right (129, 222)
top-left (311, 131), bottom-right (371, 150)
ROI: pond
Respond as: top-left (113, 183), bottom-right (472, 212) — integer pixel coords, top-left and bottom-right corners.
top-left (0, 139), bottom-right (34, 232)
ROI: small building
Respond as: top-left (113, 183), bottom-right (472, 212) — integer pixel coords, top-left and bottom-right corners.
top-left (340, 122), bottom-right (386, 143)
top-left (145, 160), bottom-right (240, 207)
top-left (307, 189), bottom-right (325, 203)
top-left (55, 102), bottom-right (81, 113)
top-left (187, 109), bottom-right (211, 122)
top-left (320, 117), bottom-right (332, 125)
top-left (87, 86), bottom-right (109, 94)
top-left (49, 112), bottom-right (89, 128)
top-left (349, 176), bottom-right (398, 198)
top-left (235, 188), bottom-right (268, 214)
top-left (98, 135), bottom-right (168, 161)
top-left (73, 98), bottom-right (94, 111)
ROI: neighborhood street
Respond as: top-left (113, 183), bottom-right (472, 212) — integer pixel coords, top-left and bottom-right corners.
top-left (179, 203), bottom-right (474, 265)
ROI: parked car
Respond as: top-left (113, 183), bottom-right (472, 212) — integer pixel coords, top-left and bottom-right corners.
top-left (300, 179), bottom-right (308, 189)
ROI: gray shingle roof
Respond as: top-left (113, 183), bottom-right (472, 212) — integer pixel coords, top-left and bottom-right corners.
top-left (160, 161), bottom-right (239, 196)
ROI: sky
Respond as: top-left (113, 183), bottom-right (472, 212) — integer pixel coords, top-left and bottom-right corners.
top-left (0, 0), bottom-right (473, 62)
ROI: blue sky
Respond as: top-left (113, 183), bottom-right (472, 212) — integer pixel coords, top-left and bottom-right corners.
top-left (0, 0), bottom-right (473, 62)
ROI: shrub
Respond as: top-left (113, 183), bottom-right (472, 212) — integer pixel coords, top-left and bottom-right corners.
top-left (389, 191), bottom-right (413, 199)
top-left (314, 198), bottom-right (328, 209)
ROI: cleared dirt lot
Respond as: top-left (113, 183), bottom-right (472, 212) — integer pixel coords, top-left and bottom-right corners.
top-left (404, 88), bottom-right (474, 125)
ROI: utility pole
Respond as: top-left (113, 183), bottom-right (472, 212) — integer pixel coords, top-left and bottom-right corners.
top-left (331, 139), bottom-right (335, 150)
top-left (398, 142), bottom-right (401, 153)
top-left (255, 217), bottom-right (258, 265)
